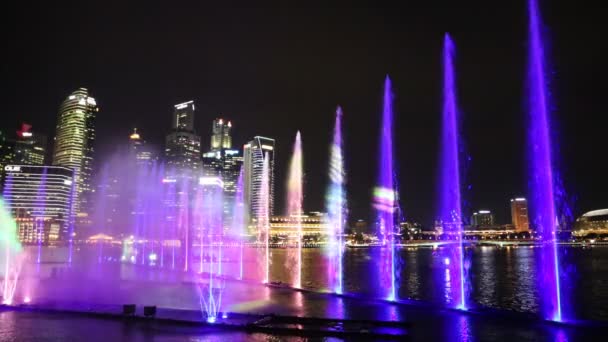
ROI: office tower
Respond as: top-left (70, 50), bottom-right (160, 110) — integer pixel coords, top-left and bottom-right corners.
top-left (129, 128), bottom-right (156, 167)
top-left (202, 118), bottom-right (243, 230)
top-left (243, 136), bottom-right (275, 222)
top-left (14, 123), bottom-right (47, 166)
top-left (52, 88), bottom-right (98, 223)
top-left (471, 210), bottom-right (494, 226)
top-left (211, 118), bottom-right (232, 151)
top-left (173, 100), bottom-right (195, 131)
top-left (165, 101), bottom-right (201, 179)
top-left (510, 198), bottom-right (530, 232)
top-left (0, 131), bottom-right (16, 187)
top-left (2, 165), bottom-right (75, 243)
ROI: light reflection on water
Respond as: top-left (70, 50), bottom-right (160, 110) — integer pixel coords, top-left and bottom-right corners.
top-left (15, 245), bottom-right (608, 321)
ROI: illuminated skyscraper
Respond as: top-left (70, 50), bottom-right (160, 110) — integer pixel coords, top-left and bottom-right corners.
top-left (211, 118), bottom-right (232, 151)
top-left (129, 128), bottom-right (156, 167)
top-left (2, 165), bottom-right (75, 243)
top-left (165, 101), bottom-right (201, 179)
top-left (0, 131), bottom-right (16, 187)
top-left (243, 136), bottom-right (275, 222)
top-left (510, 198), bottom-right (530, 232)
top-left (14, 123), bottom-right (47, 166)
top-left (52, 88), bottom-right (98, 224)
top-left (471, 210), bottom-right (494, 227)
top-left (202, 118), bottom-right (242, 230)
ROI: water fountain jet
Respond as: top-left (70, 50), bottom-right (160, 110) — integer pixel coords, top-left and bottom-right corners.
top-left (527, 0), bottom-right (562, 322)
top-left (326, 107), bottom-right (346, 294)
top-left (437, 33), bottom-right (467, 310)
top-left (373, 76), bottom-right (398, 301)
top-left (287, 131), bottom-right (303, 288)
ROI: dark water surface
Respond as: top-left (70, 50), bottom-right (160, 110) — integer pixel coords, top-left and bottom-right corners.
top-left (2, 245), bottom-right (607, 341)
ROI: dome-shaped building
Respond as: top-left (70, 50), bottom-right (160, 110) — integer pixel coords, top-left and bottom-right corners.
top-left (573, 209), bottom-right (608, 237)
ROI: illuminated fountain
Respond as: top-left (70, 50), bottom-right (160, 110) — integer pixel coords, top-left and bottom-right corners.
top-left (286, 131), bottom-right (303, 288)
top-left (0, 198), bottom-right (22, 305)
top-left (325, 107), bottom-right (346, 294)
top-left (258, 154), bottom-right (271, 284)
top-left (232, 168), bottom-right (246, 279)
top-left (195, 176), bottom-right (225, 323)
top-left (527, 0), bottom-right (562, 322)
top-left (437, 33), bottom-right (467, 310)
top-left (373, 76), bottom-right (398, 301)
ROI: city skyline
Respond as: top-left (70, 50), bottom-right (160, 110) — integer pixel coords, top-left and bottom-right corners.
top-left (2, 1), bottom-right (607, 225)
top-left (0, 88), bottom-right (596, 229)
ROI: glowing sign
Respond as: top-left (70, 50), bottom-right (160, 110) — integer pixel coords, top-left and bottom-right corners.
top-left (261, 145), bottom-right (274, 151)
top-left (174, 100), bottom-right (193, 110)
top-left (162, 178), bottom-right (177, 183)
top-left (63, 179), bottom-right (73, 186)
top-left (21, 132), bottom-right (32, 137)
top-left (4, 165), bottom-right (21, 172)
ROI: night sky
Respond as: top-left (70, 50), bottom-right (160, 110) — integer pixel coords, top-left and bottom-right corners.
top-left (2, 1), bottom-right (607, 226)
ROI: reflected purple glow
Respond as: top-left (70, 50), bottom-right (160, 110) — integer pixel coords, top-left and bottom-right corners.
top-left (527, 0), bottom-right (562, 322)
top-left (438, 33), bottom-right (467, 310)
top-left (374, 76), bottom-right (398, 301)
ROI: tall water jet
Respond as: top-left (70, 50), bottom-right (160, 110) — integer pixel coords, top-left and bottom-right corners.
top-left (325, 107), bottom-right (346, 294)
top-left (196, 176), bottom-right (225, 322)
top-left (438, 33), bottom-right (467, 310)
top-left (287, 131), bottom-right (303, 288)
top-left (527, 0), bottom-right (562, 322)
top-left (0, 198), bottom-right (22, 305)
top-left (233, 167), bottom-right (246, 279)
top-left (373, 76), bottom-right (398, 301)
top-left (258, 154), bottom-right (271, 284)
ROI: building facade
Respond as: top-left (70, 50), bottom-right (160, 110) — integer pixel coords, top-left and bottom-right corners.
top-left (52, 88), bottom-right (98, 224)
top-left (211, 118), bottom-right (232, 151)
top-left (202, 118), bottom-right (243, 231)
top-left (243, 136), bottom-right (275, 222)
top-left (268, 212), bottom-right (330, 237)
top-left (573, 209), bottom-right (608, 237)
top-left (129, 128), bottom-right (156, 167)
top-left (165, 101), bottom-right (201, 180)
top-left (2, 165), bottom-right (74, 243)
top-left (14, 123), bottom-right (46, 166)
top-left (510, 198), bottom-right (530, 232)
top-left (471, 210), bottom-right (494, 227)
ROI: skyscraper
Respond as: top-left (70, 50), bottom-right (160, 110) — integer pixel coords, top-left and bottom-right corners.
top-left (202, 118), bottom-right (242, 231)
top-left (510, 198), bottom-right (530, 232)
top-left (165, 101), bottom-right (201, 179)
top-left (471, 210), bottom-right (494, 226)
top-left (243, 136), bottom-right (275, 222)
top-left (211, 118), bottom-right (232, 151)
top-left (2, 165), bottom-right (75, 243)
top-left (52, 88), bottom-right (98, 224)
top-left (0, 130), bottom-right (16, 187)
top-left (14, 123), bottom-right (46, 166)
top-left (129, 128), bottom-right (156, 167)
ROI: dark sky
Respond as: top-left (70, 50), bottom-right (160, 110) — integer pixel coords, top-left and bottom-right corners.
top-left (1, 1), bottom-right (607, 226)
